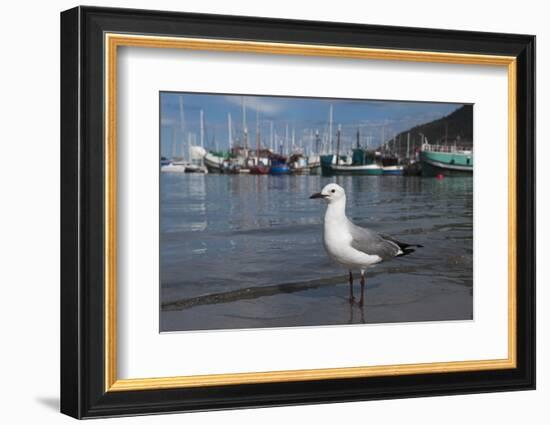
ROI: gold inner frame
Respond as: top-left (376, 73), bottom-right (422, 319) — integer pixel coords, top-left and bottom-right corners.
top-left (104, 33), bottom-right (517, 392)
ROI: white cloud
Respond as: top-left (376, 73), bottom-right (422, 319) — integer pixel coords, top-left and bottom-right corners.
top-left (223, 95), bottom-right (284, 116)
top-left (161, 116), bottom-right (177, 126)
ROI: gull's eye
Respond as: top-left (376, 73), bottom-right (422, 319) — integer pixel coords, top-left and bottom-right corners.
top-left (331, 189), bottom-right (336, 193)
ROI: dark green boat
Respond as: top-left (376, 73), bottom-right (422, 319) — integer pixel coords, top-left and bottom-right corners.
top-left (321, 149), bottom-right (383, 176)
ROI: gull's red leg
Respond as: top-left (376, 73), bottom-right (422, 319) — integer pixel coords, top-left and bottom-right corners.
top-left (359, 271), bottom-right (366, 307)
top-left (348, 271), bottom-right (355, 304)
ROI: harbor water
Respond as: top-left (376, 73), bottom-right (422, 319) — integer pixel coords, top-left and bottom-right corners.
top-left (160, 174), bottom-right (473, 332)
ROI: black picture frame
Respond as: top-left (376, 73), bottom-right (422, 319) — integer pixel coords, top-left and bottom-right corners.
top-left (61, 5), bottom-right (535, 419)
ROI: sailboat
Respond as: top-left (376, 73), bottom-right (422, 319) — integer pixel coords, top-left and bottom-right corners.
top-left (249, 111), bottom-right (270, 174)
top-left (161, 122), bottom-right (186, 173)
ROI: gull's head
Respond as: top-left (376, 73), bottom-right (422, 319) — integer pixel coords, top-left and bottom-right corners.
top-left (309, 183), bottom-right (346, 204)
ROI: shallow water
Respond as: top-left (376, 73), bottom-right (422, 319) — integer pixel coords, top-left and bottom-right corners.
top-left (160, 174), bottom-right (473, 332)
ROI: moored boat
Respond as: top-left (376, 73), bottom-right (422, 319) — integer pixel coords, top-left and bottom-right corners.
top-left (160, 162), bottom-right (186, 173)
top-left (184, 163), bottom-right (208, 173)
top-left (420, 143), bottom-right (473, 176)
top-left (320, 154), bottom-right (347, 176)
top-left (382, 165), bottom-right (405, 175)
top-left (381, 156), bottom-right (404, 175)
top-left (288, 154), bottom-right (310, 175)
top-left (404, 160), bottom-right (422, 176)
top-left (203, 152), bottom-right (226, 173)
top-left (327, 163), bottom-right (384, 176)
top-left (269, 156), bottom-right (290, 175)
top-left (249, 164), bottom-right (270, 175)
top-left (321, 148), bottom-right (382, 176)
top-left (307, 155), bottom-right (321, 175)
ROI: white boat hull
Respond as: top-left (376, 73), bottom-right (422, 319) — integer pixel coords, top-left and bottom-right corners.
top-left (161, 164), bottom-right (186, 173)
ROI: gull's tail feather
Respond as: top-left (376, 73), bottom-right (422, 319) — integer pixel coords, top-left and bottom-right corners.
top-left (380, 234), bottom-right (423, 257)
top-left (396, 246), bottom-right (420, 257)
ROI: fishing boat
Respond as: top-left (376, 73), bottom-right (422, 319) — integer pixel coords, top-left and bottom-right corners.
top-left (307, 155), bottom-right (321, 175)
top-left (288, 154), bottom-right (310, 175)
top-left (321, 149), bottom-right (382, 176)
top-left (381, 156), bottom-right (405, 175)
top-left (184, 163), bottom-right (208, 173)
top-left (420, 143), bottom-right (473, 176)
top-left (203, 152), bottom-right (226, 173)
top-left (382, 165), bottom-right (405, 175)
top-left (404, 160), bottom-right (422, 176)
top-left (249, 112), bottom-right (271, 174)
top-left (269, 156), bottom-right (290, 175)
top-left (319, 154), bottom-right (348, 175)
top-left (249, 163), bottom-right (270, 175)
top-left (185, 146), bottom-right (208, 173)
top-left (328, 163), bottom-right (384, 176)
top-left (321, 127), bottom-right (384, 176)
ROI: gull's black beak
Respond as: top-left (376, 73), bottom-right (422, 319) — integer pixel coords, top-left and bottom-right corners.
top-left (310, 192), bottom-right (327, 199)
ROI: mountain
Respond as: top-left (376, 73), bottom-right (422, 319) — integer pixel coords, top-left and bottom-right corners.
top-left (379, 104), bottom-right (473, 157)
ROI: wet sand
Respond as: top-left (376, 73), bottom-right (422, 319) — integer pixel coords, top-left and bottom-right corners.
top-left (161, 271), bottom-right (472, 331)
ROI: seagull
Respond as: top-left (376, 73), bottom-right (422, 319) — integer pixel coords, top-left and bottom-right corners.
top-left (310, 183), bottom-right (422, 306)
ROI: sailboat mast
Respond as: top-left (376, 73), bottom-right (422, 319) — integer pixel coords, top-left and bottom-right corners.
top-left (242, 97), bottom-right (248, 149)
top-left (399, 134), bottom-right (402, 156)
top-left (336, 125), bottom-right (341, 165)
top-left (270, 121), bottom-right (274, 152)
top-left (285, 124), bottom-right (289, 156)
top-left (256, 110), bottom-right (260, 161)
top-left (200, 109), bottom-right (204, 148)
top-left (227, 112), bottom-right (232, 150)
top-left (171, 125), bottom-right (177, 159)
top-left (328, 105), bottom-right (333, 152)
top-left (178, 95), bottom-right (185, 159)
top-left (315, 130), bottom-right (320, 155)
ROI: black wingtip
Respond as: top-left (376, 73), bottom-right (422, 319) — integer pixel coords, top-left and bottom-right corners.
top-left (380, 234), bottom-right (423, 256)
top-left (396, 248), bottom-right (417, 257)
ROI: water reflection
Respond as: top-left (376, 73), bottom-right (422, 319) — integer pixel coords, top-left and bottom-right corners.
top-left (160, 174), bottom-right (473, 331)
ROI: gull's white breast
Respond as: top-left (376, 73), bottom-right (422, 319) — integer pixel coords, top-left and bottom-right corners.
top-left (323, 219), bottom-right (381, 269)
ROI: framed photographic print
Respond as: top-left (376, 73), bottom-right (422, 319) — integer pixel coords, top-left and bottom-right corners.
top-left (60, 6), bottom-right (535, 419)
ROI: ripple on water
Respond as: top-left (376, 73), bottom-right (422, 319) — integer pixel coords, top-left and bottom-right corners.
top-left (160, 174), bottom-right (473, 331)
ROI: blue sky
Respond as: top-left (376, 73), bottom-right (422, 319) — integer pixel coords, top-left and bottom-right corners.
top-left (160, 92), bottom-right (463, 157)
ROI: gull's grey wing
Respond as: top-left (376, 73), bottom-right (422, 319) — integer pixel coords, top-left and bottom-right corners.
top-left (347, 220), bottom-right (402, 260)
